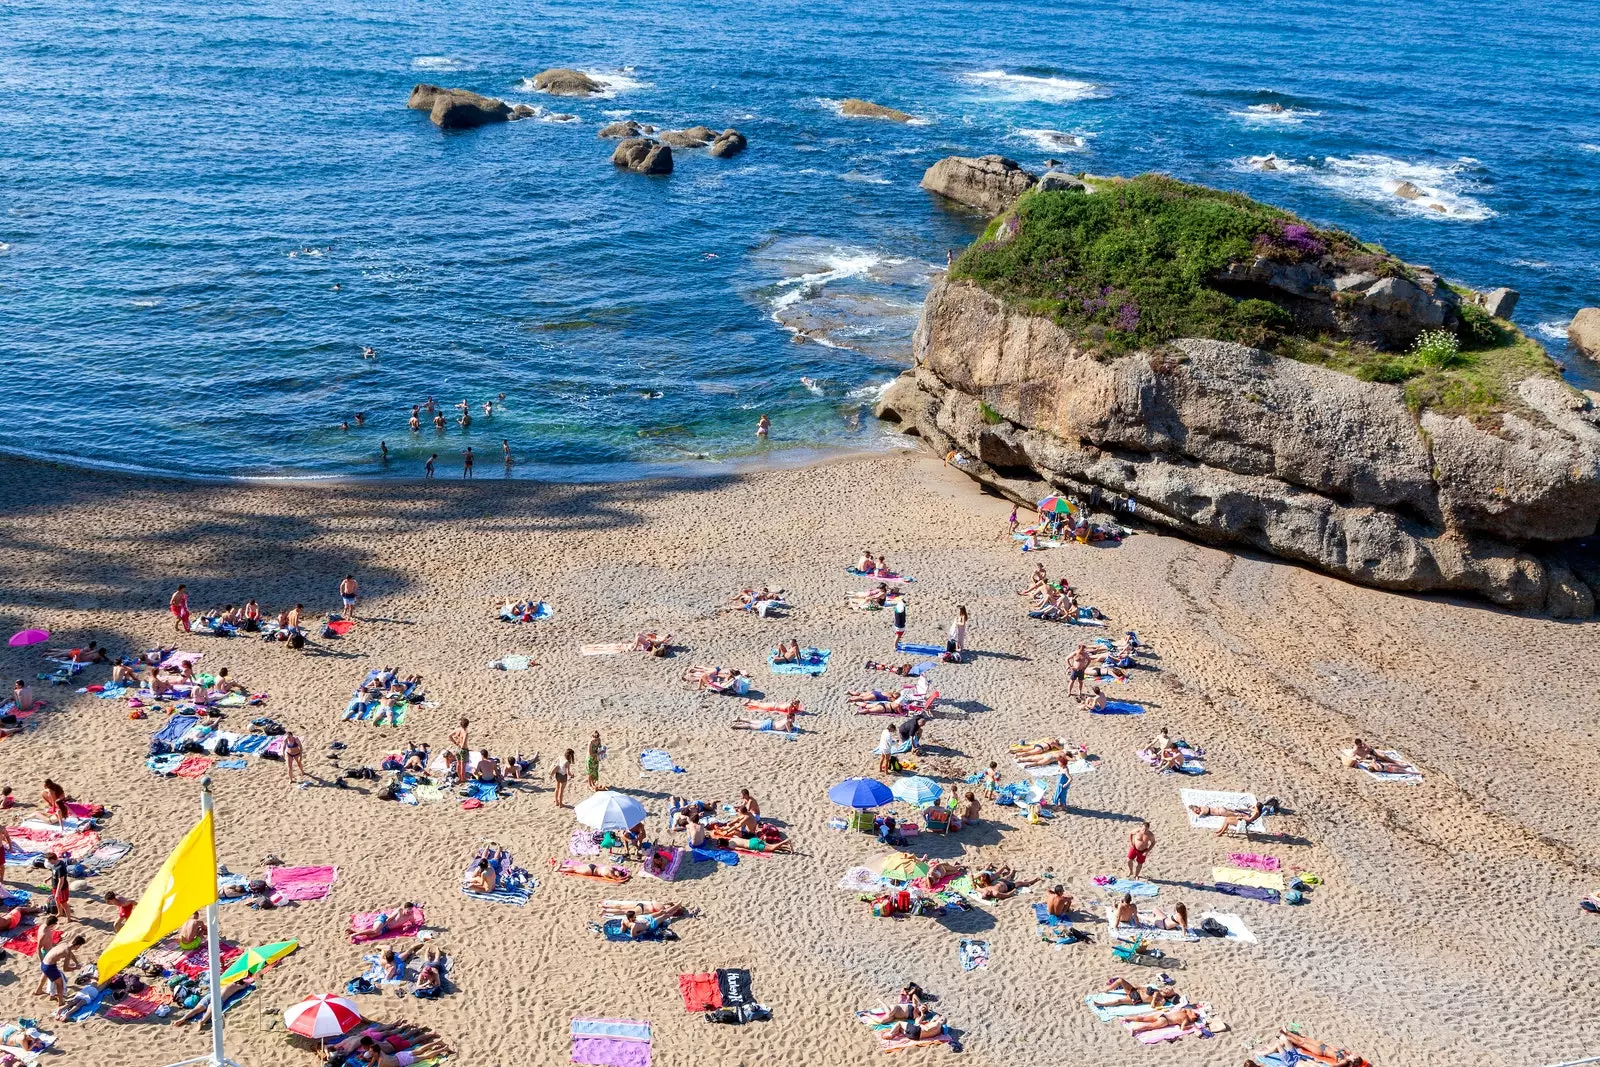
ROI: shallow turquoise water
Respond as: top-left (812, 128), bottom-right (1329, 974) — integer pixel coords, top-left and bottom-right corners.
top-left (2, 0), bottom-right (1596, 479)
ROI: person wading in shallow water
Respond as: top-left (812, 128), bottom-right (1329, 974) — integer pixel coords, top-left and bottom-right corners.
top-left (462, 447), bottom-right (474, 479)
top-left (756, 414), bottom-right (770, 440)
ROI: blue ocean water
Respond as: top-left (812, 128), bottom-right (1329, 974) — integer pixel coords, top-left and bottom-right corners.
top-left (2, 0), bottom-right (1597, 480)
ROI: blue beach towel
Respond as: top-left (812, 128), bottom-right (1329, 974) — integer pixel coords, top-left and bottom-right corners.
top-left (767, 648), bottom-right (831, 675)
top-left (690, 847), bottom-right (739, 866)
top-left (153, 714), bottom-right (199, 745)
top-left (1091, 877), bottom-right (1159, 897)
top-left (1093, 700), bottom-right (1145, 715)
top-left (895, 642), bottom-right (945, 657)
top-left (1032, 902), bottom-right (1072, 927)
top-left (639, 749), bottom-right (685, 774)
top-left (215, 759), bottom-right (248, 770)
top-left (145, 753), bottom-right (184, 775)
top-left (229, 734), bottom-right (271, 756)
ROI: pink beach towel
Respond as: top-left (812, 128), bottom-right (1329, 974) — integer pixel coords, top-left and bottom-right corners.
top-left (159, 650), bottom-right (204, 671)
top-left (172, 755), bottom-right (213, 779)
top-left (266, 864), bottom-right (338, 903)
top-left (348, 906), bottom-right (426, 944)
top-left (1226, 852), bottom-right (1280, 872)
top-left (104, 985), bottom-right (174, 1022)
top-left (65, 802), bottom-right (106, 819)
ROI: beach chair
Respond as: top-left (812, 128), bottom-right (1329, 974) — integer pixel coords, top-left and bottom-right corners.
top-left (923, 806), bottom-right (951, 836)
top-left (848, 809), bottom-right (876, 833)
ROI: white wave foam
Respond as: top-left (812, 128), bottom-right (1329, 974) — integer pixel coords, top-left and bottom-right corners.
top-left (1532, 319), bottom-right (1571, 342)
top-left (800, 377), bottom-right (825, 396)
top-left (963, 70), bottom-right (1105, 103)
top-left (412, 56), bottom-right (463, 72)
top-left (130, 297), bottom-right (161, 307)
top-left (1229, 103), bottom-right (1320, 125)
top-left (846, 380), bottom-right (895, 404)
top-left (1581, 143), bottom-right (1600, 154)
top-left (1016, 128), bottom-right (1086, 152)
top-left (0, 242), bottom-right (10, 254)
top-left (1310, 155), bottom-right (1493, 221)
top-left (839, 171), bottom-right (892, 185)
top-left (1232, 153), bottom-right (1308, 176)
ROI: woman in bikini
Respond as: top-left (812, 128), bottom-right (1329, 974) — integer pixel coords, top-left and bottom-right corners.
top-left (40, 780), bottom-right (69, 826)
top-left (551, 749), bottom-right (574, 807)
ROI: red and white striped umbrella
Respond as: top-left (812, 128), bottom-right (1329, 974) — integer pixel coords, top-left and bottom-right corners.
top-left (283, 993), bottom-right (363, 1039)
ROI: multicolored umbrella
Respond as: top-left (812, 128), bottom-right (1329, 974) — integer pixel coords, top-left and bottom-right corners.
top-left (827, 777), bottom-right (893, 809)
top-left (221, 939), bottom-right (298, 982)
top-left (7, 629), bottom-right (48, 648)
top-left (867, 852), bottom-right (931, 881)
top-left (1037, 495), bottom-right (1075, 516)
top-left (573, 790), bottom-right (647, 831)
top-left (284, 993), bottom-right (363, 1039)
top-left (890, 776), bottom-right (943, 807)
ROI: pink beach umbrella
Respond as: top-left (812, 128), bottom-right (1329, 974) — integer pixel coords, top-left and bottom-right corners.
top-left (8, 629), bottom-right (48, 648)
top-left (284, 993), bottom-right (363, 1039)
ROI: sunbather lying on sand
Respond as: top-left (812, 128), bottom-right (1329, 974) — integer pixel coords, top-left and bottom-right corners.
top-left (1264, 1029), bottom-right (1367, 1066)
top-left (412, 949), bottom-right (447, 998)
top-left (853, 693), bottom-right (917, 715)
top-left (600, 900), bottom-right (689, 918)
top-left (1126, 1005), bottom-right (1207, 1036)
top-left (1188, 798), bottom-right (1279, 836)
top-left (47, 642), bottom-right (109, 663)
top-left (1010, 738), bottom-right (1067, 757)
top-left (973, 868), bottom-right (1040, 899)
top-left (731, 704), bottom-right (797, 731)
top-left (1126, 903), bottom-right (1189, 933)
top-left (879, 1011), bottom-right (945, 1042)
top-left (682, 665), bottom-right (744, 691)
top-left (633, 632), bottom-right (672, 657)
top-left (846, 584), bottom-right (891, 609)
top-left (496, 597), bottom-right (544, 620)
top-left (1017, 744), bottom-right (1081, 767)
top-left (1342, 739), bottom-right (1410, 774)
top-left (351, 902), bottom-right (423, 938)
top-left (1103, 976), bottom-right (1181, 1008)
top-left (325, 1027), bottom-right (454, 1067)
top-left (559, 860), bottom-right (631, 881)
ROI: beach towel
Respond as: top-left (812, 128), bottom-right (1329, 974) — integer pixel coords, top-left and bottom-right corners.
top-left (1227, 852), bottom-right (1280, 872)
top-left (1348, 748), bottom-right (1424, 784)
top-left (678, 973), bottom-right (721, 1012)
top-left (1089, 875), bottom-right (1159, 897)
top-left (717, 967), bottom-right (753, 1006)
top-left (581, 643), bottom-right (631, 656)
top-left (1213, 866), bottom-right (1285, 891)
top-left (1093, 700), bottom-right (1144, 715)
top-left (1110, 907), bottom-right (1200, 942)
top-left (171, 754), bottom-right (213, 779)
top-left (767, 648), bottom-right (831, 676)
top-left (153, 714), bottom-right (200, 745)
top-left (1181, 789), bottom-right (1267, 833)
top-left (1216, 882), bottom-right (1280, 903)
top-left (1086, 991), bottom-right (1168, 1023)
top-left (159, 650), bottom-right (203, 671)
top-left (348, 906), bottom-right (426, 943)
top-left (590, 917), bottom-right (678, 943)
top-left (462, 871), bottom-right (535, 906)
top-left (103, 985), bottom-right (175, 1022)
top-left (216, 758), bottom-right (248, 770)
top-left (325, 619), bottom-right (354, 636)
top-left (958, 939), bottom-right (989, 971)
top-left (227, 733), bottom-right (271, 756)
top-left (1130, 1020), bottom-right (1204, 1044)
top-left (572, 1018), bottom-right (651, 1067)
top-left (893, 641), bottom-right (944, 656)
top-left (266, 864), bottom-right (338, 903)
top-left (142, 942), bottom-right (244, 979)
top-left (463, 780), bottom-right (500, 804)
top-left (689, 847), bottom-right (738, 867)
top-left (1197, 911), bottom-right (1257, 943)
top-left (640, 847), bottom-right (684, 883)
top-left (490, 654), bottom-right (532, 671)
top-left (78, 840), bottom-right (133, 874)
top-left (839, 866), bottom-right (884, 892)
top-left (638, 749), bottom-right (684, 774)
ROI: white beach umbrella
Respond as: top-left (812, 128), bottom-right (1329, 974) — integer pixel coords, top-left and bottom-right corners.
top-left (573, 790), bottom-right (648, 831)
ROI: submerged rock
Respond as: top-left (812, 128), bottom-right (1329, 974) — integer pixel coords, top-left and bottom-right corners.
top-left (611, 137), bottom-right (673, 175)
top-left (531, 68), bottom-right (602, 96)
top-left (407, 84), bottom-right (511, 129)
top-left (838, 98), bottom-right (914, 122)
top-left (920, 155), bottom-right (1038, 216)
top-left (599, 120), bottom-right (643, 139)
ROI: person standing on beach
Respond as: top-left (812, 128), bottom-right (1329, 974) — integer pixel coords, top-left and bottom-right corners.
top-left (463, 447), bottom-right (474, 479)
top-left (586, 731), bottom-right (603, 791)
top-left (1008, 505), bottom-right (1019, 535)
top-left (283, 730), bottom-right (305, 785)
top-left (449, 718), bottom-right (470, 777)
top-left (891, 596), bottom-right (907, 649)
top-left (339, 575), bottom-right (359, 619)
top-left (551, 748), bottom-right (574, 807)
top-left (756, 414), bottom-right (770, 440)
top-left (425, 454), bottom-right (436, 479)
top-left (1066, 644), bottom-right (1090, 698)
top-left (47, 849), bottom-right (71, 921)
top-left (948, 605), bottom-right (968, 656)
top-left (170, 584), bottom-right (190, 633)
top-left (1127, 821), bottom-right (1155, 878)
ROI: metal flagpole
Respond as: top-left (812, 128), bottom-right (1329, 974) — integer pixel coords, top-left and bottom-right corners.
top-left (199, 778), bottom-right (228, 1067)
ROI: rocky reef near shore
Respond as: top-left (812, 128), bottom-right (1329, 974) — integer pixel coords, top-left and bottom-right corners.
top-left (880, 172), bottom-right (1600, 615)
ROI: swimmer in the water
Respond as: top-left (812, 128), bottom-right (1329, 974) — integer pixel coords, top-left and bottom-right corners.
top-left (380, 441), bottom-right (389, 461)
top-left (503, 440), bottom-right (511, 466)
top-left (354, 412), bottom-right (366, 427)
top-left (458, 411), bottom-right (471, 429)
top-left (433, 412), bottom-right (446, 430)
top-left (482, 400), bottom-right (493, 416)
top-left (362, 346), bottom-right (376, 359)
top-left (339, 420), bottom-right (350, 432)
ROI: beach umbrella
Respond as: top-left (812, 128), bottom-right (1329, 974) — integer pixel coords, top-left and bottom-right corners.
top-left (890, 776), bottom-right (943, 807)
top-left (284, 993), bottom-right (362, 1039)
top-left (867, 852), bottom-right (931, 881)
top-left (221, 939), bottom-right (298, 983)
top-left (827, 777), bottom-right (893, 809)
top-left (7, 629), bottom-right (48, 648)
top-left (1037, 494), bottom-right (1074, 516)
top-left (573, 790), bottom-right (647, 831)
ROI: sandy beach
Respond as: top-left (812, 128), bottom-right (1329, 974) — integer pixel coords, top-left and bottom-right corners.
top-left (0, 450), bottom-right (1597, 1067)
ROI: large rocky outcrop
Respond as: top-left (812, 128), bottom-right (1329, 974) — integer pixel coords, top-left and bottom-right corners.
top-left (921, 156), bottom-right (1038, 216)
top-left (611, 137), bottom-right (673, 174)
top-left (876, 280), bottom-right (1600, 614)
top-left (408, 84), bottom-right (511, 129)
top-left (1571, 308), bottom-right (1600, 360)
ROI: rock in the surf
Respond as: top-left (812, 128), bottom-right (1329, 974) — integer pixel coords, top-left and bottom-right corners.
top-left (1480, 287), bottom-right (1519, 319)
top-left (599, 120), bottom-right (643, 139)
top-left (838, 98), bottom-right (914, 122)
top-left (708, 129), bottom-right (747, 158)
top-left (1571, 308), bottom-right (1600, 359)
top-left (1393, 180), bottom-right (1424, 201)
top-left (658, 126), bottom-right (717, 148)
top-left (531, 68), bottom-right (602, 96)
top-left (611, 137), bottom-right (673, 175)
top-left (920, 155), bottom-right (1038, 216)
top-left (407, 84), bottom-right (511, 129)
top-left (511, 104), bottom-right (537, 120)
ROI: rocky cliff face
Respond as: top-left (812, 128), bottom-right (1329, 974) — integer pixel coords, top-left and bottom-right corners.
top-left (878, 280), bottom-right (1600, 615)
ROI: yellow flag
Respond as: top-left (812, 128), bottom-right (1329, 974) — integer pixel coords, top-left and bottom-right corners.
top-left (96, 811), bottom-right (218, 983)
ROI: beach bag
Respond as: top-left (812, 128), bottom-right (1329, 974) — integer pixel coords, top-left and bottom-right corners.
top-left (213, 738), bottom-right (230, 757)
top-left (345, 977), bottom-right (376, 995)
top-left (287, 632), bottom-right (305, 650)
top-left (1200, 917), bottom-right (1228, 938)
top-left (894, 890), bottom-right (912, 913)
